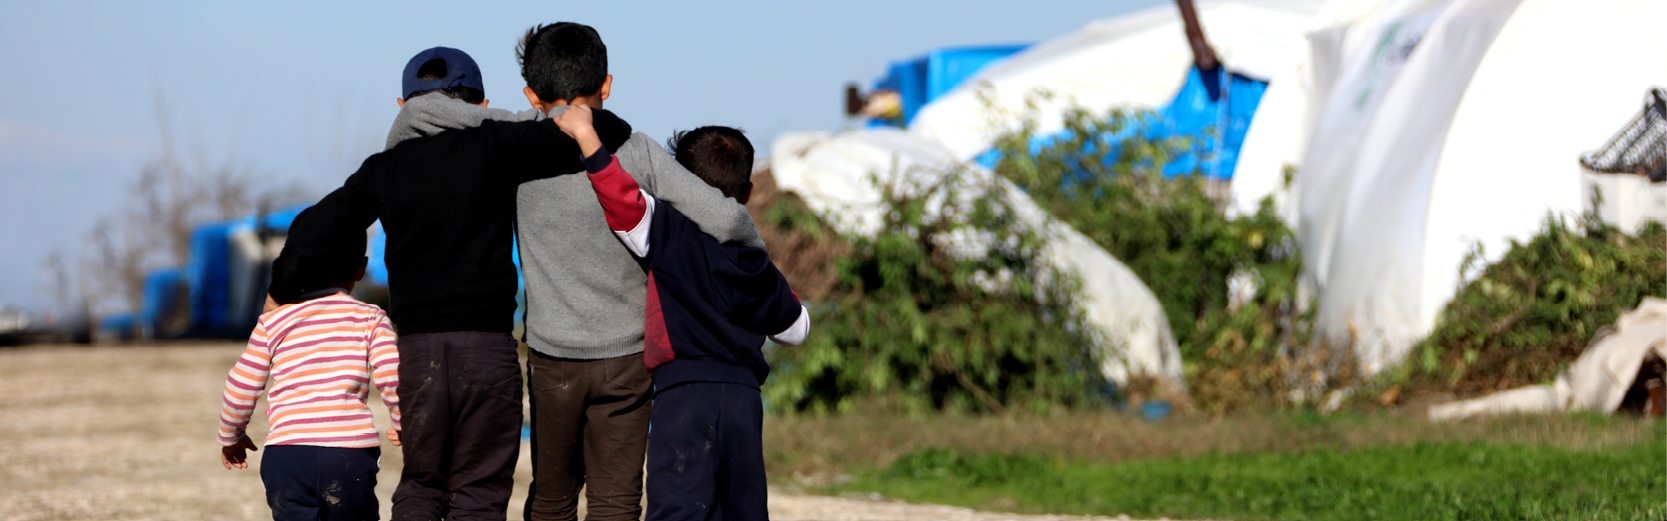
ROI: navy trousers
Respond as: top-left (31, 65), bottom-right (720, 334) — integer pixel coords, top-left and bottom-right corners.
top-left (260, 445), bottom-right (381, 521)
top-left (646, 382), bottom-right (768, 521)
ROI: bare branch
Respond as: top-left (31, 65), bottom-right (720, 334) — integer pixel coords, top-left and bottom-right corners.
top-left (77, 85), bottom-right (314, 317)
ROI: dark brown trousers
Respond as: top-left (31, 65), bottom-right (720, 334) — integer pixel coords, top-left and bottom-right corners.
top-left (523, 352), bottom-right (653, 521)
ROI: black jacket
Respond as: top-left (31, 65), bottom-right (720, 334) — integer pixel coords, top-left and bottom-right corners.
top-left (272, 112), bottom-right (631, 335)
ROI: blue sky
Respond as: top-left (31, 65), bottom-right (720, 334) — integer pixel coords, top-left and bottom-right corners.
top-left (0, 0), bottom-right (1166, 312)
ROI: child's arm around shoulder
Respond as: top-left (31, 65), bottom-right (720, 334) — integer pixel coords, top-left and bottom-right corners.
top-left (554, 105), bottom-right (656, 257)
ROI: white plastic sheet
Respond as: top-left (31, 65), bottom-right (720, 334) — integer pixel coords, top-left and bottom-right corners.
top-left (1227, 0), bottom-right (1409, 218)
top-left (1430, 298), bottom-right (1667, 420)
top-left (1300, 0), bottom-right (1519, 375)
top-left (771, 130), bottom-right (1184, 388)
top-left (907, 0), bottom-right (1328, 163)
top-left (1231, 0), bottom-right (1667, 375)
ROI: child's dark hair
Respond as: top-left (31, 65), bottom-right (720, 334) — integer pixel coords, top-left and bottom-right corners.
top-left (269, 229), bottom-right (368, 304)
top-left (406, 58), bottom-right (486, 104)
top-left (517, 23), bottom-right (607, 103)
top-left (668, 126), bottom-right (754, 201)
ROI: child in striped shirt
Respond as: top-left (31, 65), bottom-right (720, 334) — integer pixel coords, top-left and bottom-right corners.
top-left (217, 230), bottom-right (400, 521)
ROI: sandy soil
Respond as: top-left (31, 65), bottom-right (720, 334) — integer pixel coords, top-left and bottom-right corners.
top-left (0, 343), bottom-right (1167, 521)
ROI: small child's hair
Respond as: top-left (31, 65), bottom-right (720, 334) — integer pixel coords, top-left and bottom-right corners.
top-left (406, 58), bottom-right (486, 104)
top-left (667, 126), bottom-right (754, 201)
top-left (269, 229), bottom-right (368, 304)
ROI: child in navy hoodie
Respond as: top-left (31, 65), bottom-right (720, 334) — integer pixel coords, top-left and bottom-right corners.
top-left (553, 105), bottom-right (808, 521)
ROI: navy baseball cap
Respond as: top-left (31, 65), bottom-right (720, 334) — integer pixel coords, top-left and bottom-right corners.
top-left (401, 47), bottom-right (485, 100)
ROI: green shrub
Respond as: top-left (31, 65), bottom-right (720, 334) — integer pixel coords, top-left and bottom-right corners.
top-left (989, 106), bottom-right (1310, 412)
top-left (762, 165), bottom-right (1103, 414)
top-left (1398, 208), bottom-right (1667, 397)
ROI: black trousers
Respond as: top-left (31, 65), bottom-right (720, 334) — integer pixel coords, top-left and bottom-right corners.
top-left (391, 331), bottom-right (523, 521)
top-left (524, 352), bottom-right (653, 521)
top-left (260, 445), bottom-right (381, 521)
top-left (646, 382), bottom-right (768, 521)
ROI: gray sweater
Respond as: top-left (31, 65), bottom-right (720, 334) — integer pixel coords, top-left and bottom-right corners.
top-left (389, 97), bottom-right (763, 359)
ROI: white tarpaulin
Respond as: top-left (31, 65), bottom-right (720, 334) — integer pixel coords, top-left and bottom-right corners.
top-left (908, 0), bottom-right (1328, 163)
top-left (1229, 0), bottom-right (1667, 375)
top-left (771, 130), bottom-right (1184, 388)
top-left (1226, 0), bottom-right (1408, 216)
top-left (1429, 298), bottom-right (1667, 420)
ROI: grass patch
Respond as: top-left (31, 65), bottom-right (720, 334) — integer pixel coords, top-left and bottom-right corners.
top-left (833, 440), bottom-right (1664, 521)
top-left (764, 409), bottom-right (1661, 478)
top-left (764, 411), bottom-right (1664, 519)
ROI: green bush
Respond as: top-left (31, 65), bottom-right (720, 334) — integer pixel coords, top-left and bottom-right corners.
top-left (762, 165), bottom-right (1103, 414)
top-left (989, 106), bottom-right (1310, 412)
top-left (1398, 208), bottom-right (1667, 397)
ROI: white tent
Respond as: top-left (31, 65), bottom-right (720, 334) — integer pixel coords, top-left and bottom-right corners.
top-left (1230, 0), bottom-right (1667, 375)
top-left (771, 130), bottom-right (1185, 389)
top-left (908, 0), bottom-right (1329, 163)
top-left (1225, 0), bottom-right (1407, 216)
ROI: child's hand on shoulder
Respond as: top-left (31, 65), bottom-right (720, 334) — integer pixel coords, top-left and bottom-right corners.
top-left (553, 104), bottom-right (594, 135)
top-left (221, 434), bottom-right (258, 470)
top-left (553, 104), bottom-right (603, 157)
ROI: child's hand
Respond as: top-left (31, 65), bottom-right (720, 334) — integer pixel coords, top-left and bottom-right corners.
top-left (387, 428), bottom-right (401, 447)
top-left (552, 104), bottom-right (604, 158)
top-left (221, 434), bottom-right (259, 470)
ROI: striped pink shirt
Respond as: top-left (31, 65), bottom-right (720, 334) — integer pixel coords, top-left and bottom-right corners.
top-left (217, 292), bottom-right (400, 448)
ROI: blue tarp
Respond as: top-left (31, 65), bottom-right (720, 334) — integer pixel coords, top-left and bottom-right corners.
top-left (186, 221), bottom-right (235, 331)
top-left (179, 205), bottom-right (309, 334)
top-left (1151, 66), bottom-right (1266, 179)
top-left (871, 44), bottom-right (1029, 127)
top-left (261, 206), bottom-right (305, 230)
top-left (139, 267), bottom-right (185, 332)
top-left (100, 313), bottom-right (138, 332)
top-left (975, 66), bottom-right (1268, 180)
top-left (368, 223), bottom-right (389, 286)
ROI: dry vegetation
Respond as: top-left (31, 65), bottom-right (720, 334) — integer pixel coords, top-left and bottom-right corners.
top-left (744, 169), bottom-right (848, 303)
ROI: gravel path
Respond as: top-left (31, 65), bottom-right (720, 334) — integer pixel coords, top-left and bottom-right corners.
top-left (0, 343), bottom-right (1176, 521)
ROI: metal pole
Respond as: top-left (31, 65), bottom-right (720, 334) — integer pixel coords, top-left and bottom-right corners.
top-left (1176, 0), bottom-right (1219, 72)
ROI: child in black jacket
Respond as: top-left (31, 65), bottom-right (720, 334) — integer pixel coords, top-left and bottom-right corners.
top-left (553, 105), bottom-right (808, 521)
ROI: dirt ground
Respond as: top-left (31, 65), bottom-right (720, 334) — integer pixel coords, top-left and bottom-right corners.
top-left (0, 343), bottom-right (1166, 521)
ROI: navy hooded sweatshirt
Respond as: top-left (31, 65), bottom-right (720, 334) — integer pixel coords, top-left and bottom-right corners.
top-left (579, 151), bottom-right (807, 389)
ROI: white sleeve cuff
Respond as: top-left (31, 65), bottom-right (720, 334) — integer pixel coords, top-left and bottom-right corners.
top-left (612, 190), bottom-right (656, 257)
top-left (768, 305), bottom-right (811, 347)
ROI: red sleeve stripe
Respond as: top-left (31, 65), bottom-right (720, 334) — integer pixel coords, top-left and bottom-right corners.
top-left (588, 156), bottom-right (648, 232)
